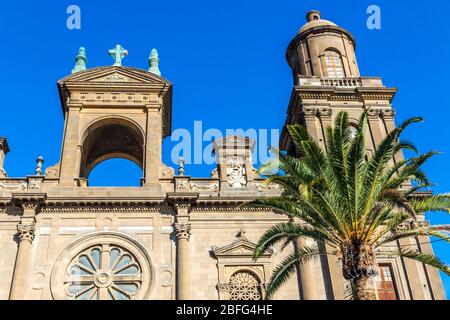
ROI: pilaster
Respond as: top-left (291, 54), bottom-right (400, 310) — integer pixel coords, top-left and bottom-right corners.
top-left (9, 193), bottom-right (46, 300)
top-left (167, 192), bottom-right (198, 300)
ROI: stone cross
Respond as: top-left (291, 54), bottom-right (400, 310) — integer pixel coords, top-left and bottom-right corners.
top-left (108, 44), bottom-right (128, 66)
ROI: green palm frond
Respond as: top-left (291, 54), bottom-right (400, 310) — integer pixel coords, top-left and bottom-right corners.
top-left (410, 194), bottom-right (450, 214)
top-left (253, 223), bottom-right (330, 260)
top-left (394, 249), bottom-right (450, 276)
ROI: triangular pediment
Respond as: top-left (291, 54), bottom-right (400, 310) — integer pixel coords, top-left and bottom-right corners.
top-left (58, 66), bottom-right (171, 86)
top-left (212, 239), bottom-right (273, 258)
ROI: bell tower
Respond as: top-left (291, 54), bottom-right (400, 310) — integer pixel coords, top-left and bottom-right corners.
top-left (281, 10), bottom-right (398, 159)
top-left (54, 47), bottom-right (172, 188)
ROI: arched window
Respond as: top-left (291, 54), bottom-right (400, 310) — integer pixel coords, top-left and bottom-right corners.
top-left (324, 50), bottom-right (345, 78)
top-left (349, 125), bottom-right (358, 139)
top-left (228, 271), bottom-right (262, 300)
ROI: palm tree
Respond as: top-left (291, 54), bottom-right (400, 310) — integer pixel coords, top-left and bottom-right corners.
top-left (251, 111), bottom-right (450, 300)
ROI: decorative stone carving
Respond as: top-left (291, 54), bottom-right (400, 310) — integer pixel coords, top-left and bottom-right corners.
top-left (17, 224), bottom-right (35, 242)
top-left (175, 179), bottom-right (190, 191)
top-left (226, 156), bottom-right (247, 189)
top-left (105, 73), bottom-right (128, 82)
top-left (211, 168), bottom-right (219, 178)
top-left (0, 181), bottom-right (27, 192)
top-left (27, 178), bottom-right (42, 191)
top-left (189, 181), bottom-right (219, 192)
top-left (45, 162), bottom-right (60, 178)
top-left (303, 107), bottom-right (318, 118)
top-left (367, 108), bottom-right (381, 118)
top-left (0, 167), bottom-right (7, 178)
top-left (235, 228), bottom-right (248, 242)
top-left (174, 223), bottom-right (191, 241)
top-left (228, 271), bottom-right (262, 300)
top-left (160, 163), bottom-right (175, 178)
top-left (318, 107), bottom-right (332, 118)
top-left (254, 182), bottom-right (281, 192)
top-left (381, 109), bottom-right (396, 120)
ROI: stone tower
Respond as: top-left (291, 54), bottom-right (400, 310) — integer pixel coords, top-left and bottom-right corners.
top-left (55, 66), bottom-right (172, 189)
top-left (281, 10), bottom-right (397, 161)
top-left (280, 10), bottom-right (446, 300)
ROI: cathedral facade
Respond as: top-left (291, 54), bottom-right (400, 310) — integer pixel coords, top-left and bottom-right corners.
top-left (0, 11), bottom-right (445, 300)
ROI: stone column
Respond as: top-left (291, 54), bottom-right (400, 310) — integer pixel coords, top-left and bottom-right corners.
top-left (9, 193), bottom-right (46, 300)
top-left (174, 220), bottom-right (191, 300)
top-left (168, 191), bottom-right (198, 300)
top-left (295, 237), bottom-right (316, 300)
top-left (9, 222), bottom-right (35, 300)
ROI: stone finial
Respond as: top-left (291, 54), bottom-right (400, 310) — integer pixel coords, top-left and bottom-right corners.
top-left (178, 157), bottom-right (185, 176)
top-left (35, 156), bottom-right (44, 176)
top-left (71, 47), bottom-right (87, 74)
top-left (306, 10), bottom-right (321, 22)
top-left (108, 44), bottom-right (128, 66)
top-left (236, 228), bottom-right (248, 241)
top-left (148, 48), bottom-right (161, 76)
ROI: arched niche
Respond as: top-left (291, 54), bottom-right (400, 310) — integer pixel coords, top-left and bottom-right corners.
top-left (79, 117), bottom-right (145, 180)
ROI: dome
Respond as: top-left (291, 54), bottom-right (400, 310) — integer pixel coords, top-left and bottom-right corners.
top-left (298, 10), bottom-right (337, 34)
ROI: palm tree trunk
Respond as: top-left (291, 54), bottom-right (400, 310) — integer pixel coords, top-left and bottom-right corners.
top-left (351, 276), bottom-right (377, 300)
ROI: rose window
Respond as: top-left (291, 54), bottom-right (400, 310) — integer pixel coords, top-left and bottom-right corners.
top-left (229, 271), bottom-right (262, 300)
top-left (64, 244), bottom-right (142, 300)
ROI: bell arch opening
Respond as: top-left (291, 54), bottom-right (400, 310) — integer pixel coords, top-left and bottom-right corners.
top-left (79, 118), bottom-right (144, 185)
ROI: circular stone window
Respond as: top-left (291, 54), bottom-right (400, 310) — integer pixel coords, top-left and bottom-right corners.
top-left (51, 232), bottom-right (153, 300)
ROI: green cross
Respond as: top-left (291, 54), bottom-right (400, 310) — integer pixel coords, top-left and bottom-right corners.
top-left (108, 44), bottom-right (128, 66)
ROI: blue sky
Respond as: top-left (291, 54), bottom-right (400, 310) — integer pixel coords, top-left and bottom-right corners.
top-left (1, 0), bottom-right (450, 298)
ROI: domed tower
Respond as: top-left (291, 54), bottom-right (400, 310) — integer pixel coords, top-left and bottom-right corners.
top-left (280, 11), bottom-right (446, 301)
top-left (286, 10), bottom-right (359, 80)
top-left (281, 10), bottom-right (398, 158)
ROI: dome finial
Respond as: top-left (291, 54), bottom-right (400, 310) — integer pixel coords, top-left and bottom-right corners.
top-left (71, 47), bottom-right (87, 74)
top-left (148, 48), bottom-right (161, 76)
top-left (306, 10), bottom-right (321, 22)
